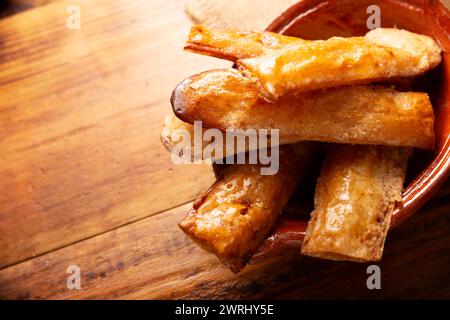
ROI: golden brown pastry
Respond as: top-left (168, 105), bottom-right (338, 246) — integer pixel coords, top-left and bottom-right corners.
top-left (237, 28), bottom-right (442, 100)
top-left (160, 114), bottom-right (210, 162)
top-left (301, 145), bottom-right (411, 262)
top-left (185, 25), bottom-right (306, 61)
top-left (179, 143), bottom-right (317, 272)
top-left (164, 27), bottom-right (307, 161)
top-left (172, 69), bottom-right (435, 149)
top-left (161, 114), bottom-right (281, 162)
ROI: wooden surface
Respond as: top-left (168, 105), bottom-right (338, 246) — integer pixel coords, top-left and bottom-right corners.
top-left (0, 0), bottom-right (449, 299)
top-left (185, 0), bottom-right (297, 30)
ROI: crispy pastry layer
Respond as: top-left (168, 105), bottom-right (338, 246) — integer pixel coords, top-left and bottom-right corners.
top-left (160, 114), bottom-right (209, 162)
top-left (161, 114), bottom-right (195, 152)
top-left (301, 145), bottom-right (411, 262)
top-left (179, 143), bottom-right (316, 272)
top-left (237, 28), bottom-right (442, 100)
top-left (184, 25), bottom-right (306, 61)
top-left (171, 69), bottom-right (435, 149)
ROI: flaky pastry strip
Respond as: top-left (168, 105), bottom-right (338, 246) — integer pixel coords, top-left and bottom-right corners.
top-left (161, 114), bottom-right (282, 162)
top-left (301, 145), bottom-right (411, 262)
top-left (184, 25), bottom-right (306, 61)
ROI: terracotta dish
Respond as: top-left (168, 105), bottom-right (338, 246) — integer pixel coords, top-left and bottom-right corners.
top-left (250, 0), bottom-right (450, 263)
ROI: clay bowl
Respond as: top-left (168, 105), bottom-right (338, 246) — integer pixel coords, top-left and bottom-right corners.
top-left (250, 0), bottom-right (450, 263)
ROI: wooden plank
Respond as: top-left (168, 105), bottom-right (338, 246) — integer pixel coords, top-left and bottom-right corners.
top-left (0, 186), bottom-right (449, 299)
top-left (0, 0), bottom-right (230, 268)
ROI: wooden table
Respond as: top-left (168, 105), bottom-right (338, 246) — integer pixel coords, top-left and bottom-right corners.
top-left (0, 0), bottom-right (449, 299)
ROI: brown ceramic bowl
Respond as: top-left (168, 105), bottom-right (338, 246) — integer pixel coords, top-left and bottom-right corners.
top-left (250, 0), bottom-right (450, 263)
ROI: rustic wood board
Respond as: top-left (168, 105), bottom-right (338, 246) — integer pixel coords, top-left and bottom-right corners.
top-left (0, 0), bottom-right (231, 268)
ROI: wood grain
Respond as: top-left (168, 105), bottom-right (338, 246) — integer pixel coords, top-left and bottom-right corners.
top-left (0, 0), bottom-right (230, 268)
top-left (0, 183), bottom-right (449, 299)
